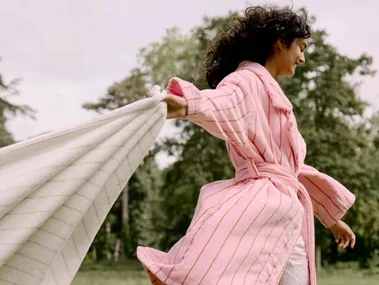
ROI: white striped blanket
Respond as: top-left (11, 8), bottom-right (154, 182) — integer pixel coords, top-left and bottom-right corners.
top-left (0, 89), bottom-right (167, 285)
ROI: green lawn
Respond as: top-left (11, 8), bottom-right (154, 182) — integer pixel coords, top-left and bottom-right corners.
top-left (72, 261), bottom-right (379, 285)
top-left (317, 271), bottom-right (379, 285)
top-left (73, 270), bottom-right (150, 285)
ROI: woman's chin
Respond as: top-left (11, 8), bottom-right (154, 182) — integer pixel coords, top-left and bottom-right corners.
top-left (288, 66), bottom-right (297, 77)
top-left (278, 66), bottom-right (296, 78)
top-left (281, 69), bottom-right (296, 78)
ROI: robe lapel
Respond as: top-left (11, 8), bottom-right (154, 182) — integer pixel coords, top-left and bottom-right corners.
top-left (239, 61), bottom-right (301, 169)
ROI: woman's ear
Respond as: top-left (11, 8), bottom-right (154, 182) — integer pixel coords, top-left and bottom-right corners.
top-left (275, 38), bottom-right (285, 51)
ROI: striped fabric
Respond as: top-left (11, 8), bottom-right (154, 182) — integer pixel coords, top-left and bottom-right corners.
top-left (279, 235), bottom-right (308, 285)
top-left (0, 91), bottom-right (167, 285)
top-left (137, 62), bottom-right (355, 285)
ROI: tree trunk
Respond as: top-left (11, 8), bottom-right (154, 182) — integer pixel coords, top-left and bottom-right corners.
top-left (106, 221), bottom-right (112, 261)
top-left (316, 245), bottom-right (322, 273)
top-left (122, 183), bottom-right (129, 221)
top-left (92, 246), bottom-right (97, 262)
top-left (114, 238), bottom-right (121, 262)
top-left (120, 183), bottom-right (129, 259)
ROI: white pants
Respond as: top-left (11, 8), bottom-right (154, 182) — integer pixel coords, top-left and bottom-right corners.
top-left (279, 235), bottom-right (309, 285)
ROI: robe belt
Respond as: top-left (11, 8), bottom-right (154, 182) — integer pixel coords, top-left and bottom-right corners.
top-left (235, 159), bottom-right (303, 194)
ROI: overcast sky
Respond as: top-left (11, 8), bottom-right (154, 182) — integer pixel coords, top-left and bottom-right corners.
top-left (1, 0), bottom-right (378, 144)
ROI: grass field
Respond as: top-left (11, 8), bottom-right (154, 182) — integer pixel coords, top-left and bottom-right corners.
top-left (72, 260), bottom-right (379, 285)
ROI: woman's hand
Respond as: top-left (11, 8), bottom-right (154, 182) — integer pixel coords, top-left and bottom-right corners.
top-left (329, 220), bottom-right (356, 249)
top-left (163, 93), bottom-right (188, 119)
top-left (147, 86), bottom-right (188, 119)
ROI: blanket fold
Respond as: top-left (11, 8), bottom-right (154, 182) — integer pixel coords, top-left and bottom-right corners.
top-left (0, 91), bottom-right (167, 285)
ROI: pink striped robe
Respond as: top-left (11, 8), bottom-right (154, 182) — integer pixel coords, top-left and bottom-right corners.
top-left (137, 62), bottom-right (355, 285)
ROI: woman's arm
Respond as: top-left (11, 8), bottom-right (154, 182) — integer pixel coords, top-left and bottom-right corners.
top-left (298, 164), bottom-right (355, 228)
top-left (165, 70), bottom-right (257, 145)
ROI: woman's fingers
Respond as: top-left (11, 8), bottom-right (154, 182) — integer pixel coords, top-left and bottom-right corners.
top-left (350, 234), bottom-right (356, 248)
top-left (343, 236), bottom-right (350, 249)
top-left (338, 236), bottom-right (346, 249)
top-left (163, 94), bottom-right (188, 119)
top-left (145, 87), bottom-right (187, 119)
top-left (331, 221), bottom-right (356, 250)
top-left (338, 234), bottom-right (356, 249)
top-left (344, 226), bottom-right (356, 249)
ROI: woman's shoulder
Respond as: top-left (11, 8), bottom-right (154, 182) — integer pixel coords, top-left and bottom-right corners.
top-left (219, 67), bottom-right (263, 91)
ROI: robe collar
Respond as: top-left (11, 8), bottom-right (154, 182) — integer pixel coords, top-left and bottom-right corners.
top-left (237, 61), bottom-right (293, 113)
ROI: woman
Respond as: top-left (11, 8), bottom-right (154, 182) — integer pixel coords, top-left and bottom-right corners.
top-left (138, 6), bottom-right (356, 285)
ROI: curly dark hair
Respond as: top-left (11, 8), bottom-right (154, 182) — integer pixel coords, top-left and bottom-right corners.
top-left (205, 6), bottom-right (311, 88)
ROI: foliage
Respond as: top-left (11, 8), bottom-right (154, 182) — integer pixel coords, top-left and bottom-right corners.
top-left (83, 8), bottom-right (379, 267)
top-left (0, 58), bottom-right (35, 147)
top-left (84, 69), bottom-right (163, 259)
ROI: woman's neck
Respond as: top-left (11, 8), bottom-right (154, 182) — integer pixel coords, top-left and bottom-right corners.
top-left (264, 59), bottom-right (279, 80)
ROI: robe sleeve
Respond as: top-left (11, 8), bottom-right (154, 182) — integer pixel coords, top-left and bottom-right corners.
top-left (298, 164), bottom-right (356, 228)
top-left (166, 71), bottom-right (255, 145)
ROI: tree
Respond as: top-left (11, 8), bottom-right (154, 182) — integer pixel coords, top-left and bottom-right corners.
top-left (136, 9), bottom-right (379, 266)
top-left (0, 58), bottom-right (35, 147)
top-left (135, 18), bottom-right (239, 248)
top-left (346, 112), bottom-right (379, 268)
top-left (123, 149), bottom-right (164, 257)
top-left (83, 68), bottom-right (148, 112)
top-left (83, 8), bottom-right (379, 268)
top-left (83, 68), bottom-right (163, 261)
top-left (278, 26), bottom-right (378, 267)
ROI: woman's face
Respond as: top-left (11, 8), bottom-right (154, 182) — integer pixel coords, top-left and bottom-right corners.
top-left (277, 38), bottom-right (307, 77)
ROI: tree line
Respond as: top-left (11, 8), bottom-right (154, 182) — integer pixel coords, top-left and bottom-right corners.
top-left (1, 8), bottom-right (378, 269)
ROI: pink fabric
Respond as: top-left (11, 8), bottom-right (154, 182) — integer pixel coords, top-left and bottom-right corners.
top-left (279, 235), bottom-right (309, 285)
top-left (137, 62), bottom-right (355, 285)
